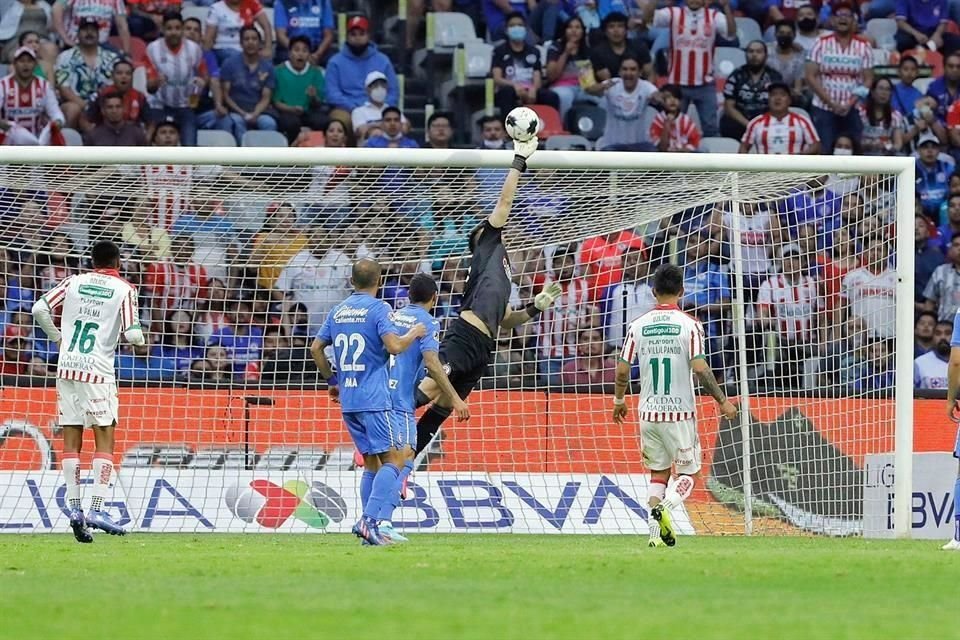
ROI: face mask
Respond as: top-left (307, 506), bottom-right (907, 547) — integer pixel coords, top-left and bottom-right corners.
top-left (347, 41), bottom-right (368, 55)
top-left (833, 148), bottom-right (853, 156)
top-left (483, 138), bottom-right (505, 149)
top-left (776, 35), bottom-right (793, 48)
top-left (369, 86), bottom-right (387, 103)
top-left (384, 130), bottom-right (404, 141)
top-left (936, 340), bottom-right (952, 357)
top-left (798, 17), bottom-right (817, 31)
top-left (507, 25), bottom-right (527, 42)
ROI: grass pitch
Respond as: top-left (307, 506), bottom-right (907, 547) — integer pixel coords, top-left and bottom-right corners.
top-left (1, 534), bottom-right (955, 639)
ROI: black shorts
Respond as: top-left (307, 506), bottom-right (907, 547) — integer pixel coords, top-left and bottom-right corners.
top-left (438, 318), bottom-right (495, 399)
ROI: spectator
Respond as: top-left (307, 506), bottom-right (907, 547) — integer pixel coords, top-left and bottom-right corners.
top-left (843, 336), bottom-right (895, 397)
top-left (600, 56), bottom-right (659, 150)
top-left (83, 93), bottom-right (148, 144)
top-left (203, 0), bottom-right (272, 65)
top-left (841, 237), bottom-right (897, 338)
top-left (145, 11), bottom-right (207, 147)
top-left (681, 238), bottom-right (731, 375)
top-left (927, 51), bottom-right (960, 127)
top-left (560, 328), bottom-right (616, 391)
top-left (545, 15), bottom-right (598, 122)
top-left (895, 0), bottom-right (960, 55)
top-left (202, 25), bottom-right (277, 143)
top-left (604, 244), bottom-right (655, 350)
top-left (914, 320), bottom-right (952, 389)
top-left (0, 46), bottom-right (64, 145)
top-left (643, 0), bottom-right (735, 138)
top-left (424, 111), bottom-right (454, 149)
top-left (937, 193), bottom-right (960, 249)
top-left (766, 20), bottom-right (808, 104)
top-left (122, 199), bottom-right (172, 258)
top-left (589, 11), bottom-right (653, 87)
top-left (260, 324), bottom-right (315, 382)
top-left (116, 332), bottom-right (168, 381)
top-left (740, 81), bottom-right (821, 154)
top-left (324, 16), bottom-right (397, 124)
top-left (189, 345), bottom-right (234, 383)
top-left (484, 0), bottom-right (531, 42)
top-left (273, 35), bottom-right (325, 144)
top-left (0, 1), bottom-right (53, 67)
top-left (916, 130), bottom-right (953, 218)
top-left (274, 0), bottom-right (333, 65)
top-left (13, 30), bottom-right (58, 81)
top-left (649, 83), bottom-right (702, 151)
top-left (794, 4), bottom-right (828, 52)
top-left (721, 40), bottom-right (784, 140)
top-left (275, 231), bottom-right (349, 332)
top-left (250, 202), bottom-right (307, 290)
top-left (0, 330), bottom-right (29, 376)
top-left (143, 236), bottom-right (209, 319)
top-left (321, 118), bottom-right (351, 147)
top-left (55, 17), bottom-right (121, 128)
top-left (724, 200), bottom-right (783, 297)
top-left (917, 213), bottom-right (945, 311)
top-left (83, 59), bottom-right (148, 131)
top-left (152, 309), bottom-right (204, 378)
top-left (914, 310), bottom-right (937, 356)
top-left (855, 77), bottom-right (906, 155)
top-left (805, 1), bottom-right (873, 153)
top-left (208, 298), bottom-right (263, 376)
top-left (364, 106), bottom-right (418, 148)
top-left (754, 243), bottom-right (822, 390)
top-left (924, 234), bottom-right (960, 320)
top-left (126, 0), bottom-right (181, 41)
top-left (53, 0), bottom-right (131, 58)
top-left (580, 229), bottom-right (645, 301)
top-left (351, 70), bottom-right (405, 141)
top-left (478, 114), bottom-right (511, 149)
top-left (491, 11), bottom-right (561, 118)
top-left (538, 244), bottom-right (590, 388)
top-left (893, 55), bottom-right (922, 117)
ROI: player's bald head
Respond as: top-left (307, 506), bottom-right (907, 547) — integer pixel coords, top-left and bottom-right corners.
top-left (351, 258), bottom-right (382, 290)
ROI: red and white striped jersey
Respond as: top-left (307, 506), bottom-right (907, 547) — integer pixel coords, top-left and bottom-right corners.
top-left (143, 261), bottom-right (209, 311)
top-left (42, 269), bottom-right (140, 384)
top-left (0, 74), bottom-right (64, 136)
top-left (722, 209), bottom-right (774, 276)
top-left (653, 6), bottom-right (732, 86)
top-left (807, 33), bottom-right (873, 110)
top-left (63, 0), bottom-right (127, 43)
top-left (134, 164), bottom-right (214, 229)
top-left (741, 111), bottom-right (819, 154)
top-left (841, 266), bottom-right (897, 338)
top-left (755, 274), bottom-right (820, 342)
top-left (539, 278), bottom-right (590, 358)
top-left (649, 111), bottom-right (703, 151)
top-left (619, 304), bottom-right (705, 422)
top-left (145, 38), bottom-right (206, 109)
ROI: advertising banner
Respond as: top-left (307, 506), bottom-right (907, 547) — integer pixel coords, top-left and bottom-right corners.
top-left (863, 452), bottom-right (957, 539)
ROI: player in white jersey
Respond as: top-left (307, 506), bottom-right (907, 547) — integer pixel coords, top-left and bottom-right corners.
top-left (613, 264), bottom-right (737, 548)
top-left (31, 241), bottom-right (145, 543)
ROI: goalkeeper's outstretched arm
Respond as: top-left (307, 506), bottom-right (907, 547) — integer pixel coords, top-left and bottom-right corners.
top-left (488, 137), bottom-right (539, 229)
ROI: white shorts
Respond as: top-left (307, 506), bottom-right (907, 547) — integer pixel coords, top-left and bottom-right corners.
top-left (56, 379), bottom-right (119, 428)
top-left (640, 418), bottom-right (701, 475)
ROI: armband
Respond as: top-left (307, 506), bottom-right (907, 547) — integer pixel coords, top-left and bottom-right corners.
top-left (524, 302), bottom-right (542, 318)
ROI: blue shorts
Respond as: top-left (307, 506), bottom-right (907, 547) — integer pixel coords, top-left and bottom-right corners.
top-left (342, 410), bottom-right (415, 455)
top-left (954, 426), bottom-right (960, 459)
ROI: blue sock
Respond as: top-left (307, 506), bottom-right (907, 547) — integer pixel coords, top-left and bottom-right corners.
top-left (360, 470), bottom-right (375, 510)
top-left (954, 477), bottom-right (960, 541)
top-left (363, 464), bottom-right (399, 521)
top-left (378, 459), bottom-right (414, 522)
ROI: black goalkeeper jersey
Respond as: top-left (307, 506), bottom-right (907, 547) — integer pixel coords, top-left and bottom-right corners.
top-left (460, 220), bottom-right (512, 337)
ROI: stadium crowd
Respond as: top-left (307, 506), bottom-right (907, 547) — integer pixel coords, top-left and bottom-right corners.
top-left (0, 0), bottom-right (950, 396)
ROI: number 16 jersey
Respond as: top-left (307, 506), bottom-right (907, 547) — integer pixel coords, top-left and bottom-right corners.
top-left (619, 304), bottom-right (705, 422)
top-left (42, 268), bottom-right (141, 384)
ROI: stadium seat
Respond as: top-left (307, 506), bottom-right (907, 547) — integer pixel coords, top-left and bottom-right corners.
top-left (912, 76), bottom-right (934, 94)
top-left (699, 136), bottom-right (740, 153)
top-left (434, 12), bottom-right (480, 48)
top-left (464, 42), bottom-right (494, 78)
top-left (789, 106), bottom-right (812, 122)
top-left (61, 128), bottom-right (83, 146)
top-left (714, 47), bottom-right (746, 79)
top-left (905, 47), bottom-right (943, 75)
top-left (530, 104), bottom-right (569, 138)
top-left (866, 18), bottom-right (897, 50)
top-left (735, 17), bottom-right (763, 45)
top-left (545, 134), bottom-right (592, 150)
top-left (132, 66), bottom-right (148, 94)
top-left (294, 131), bottom-right (326, 147)
top-left (569, 105), bottom-right (606, 141)
top-left (197, 129), bottom-right (237, 147)
top-left (241, 130), bottom-right (288, 147)
top-left (111, 36), bottom-right (147, 64)
top-left (0, 64), bottom-right (6, 77)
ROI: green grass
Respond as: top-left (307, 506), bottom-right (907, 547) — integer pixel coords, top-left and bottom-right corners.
top-left (0, 535), bottom-right (955, 639)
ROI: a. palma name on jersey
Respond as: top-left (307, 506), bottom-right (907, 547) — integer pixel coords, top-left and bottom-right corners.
top-left (78, 304), bottom-right (104, 319)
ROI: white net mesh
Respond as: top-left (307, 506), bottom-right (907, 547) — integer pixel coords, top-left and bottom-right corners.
top-left (0, 152), bottom-right (905, 536)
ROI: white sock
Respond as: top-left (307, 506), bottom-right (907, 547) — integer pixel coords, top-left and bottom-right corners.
top-left (62, 454), bottom-right (81, 511)
top-left (90, 454), bottom-right (113, 513)
top-left (661, 475), bottom-right (695, 511)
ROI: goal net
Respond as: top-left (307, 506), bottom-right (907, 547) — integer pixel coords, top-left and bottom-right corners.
top-left (0, 148), bottom-right (914, 537)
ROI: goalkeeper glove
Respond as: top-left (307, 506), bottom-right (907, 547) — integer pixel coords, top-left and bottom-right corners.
top-left (526, 282), bottom-right (562, 317)
top-left (512, 136), bottom-right (539, 173)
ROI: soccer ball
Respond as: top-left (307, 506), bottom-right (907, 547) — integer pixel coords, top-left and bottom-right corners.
top-left (505, 107), bottom-right (541, 142)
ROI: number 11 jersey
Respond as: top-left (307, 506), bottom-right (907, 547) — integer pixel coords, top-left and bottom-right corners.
top-left (619, 304), bottom-right (706, 422)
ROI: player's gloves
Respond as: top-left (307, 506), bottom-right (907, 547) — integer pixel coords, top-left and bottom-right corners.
top-left (526, 282), bottom-right (562, 317)
top-left (512, 136), bottom-right (539, 173)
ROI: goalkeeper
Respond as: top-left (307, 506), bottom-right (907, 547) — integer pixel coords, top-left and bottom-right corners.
top-left (413, 137), bottom-right (562, 453)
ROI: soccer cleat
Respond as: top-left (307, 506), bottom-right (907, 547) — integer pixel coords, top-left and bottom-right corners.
top-left (67, 508), bottom-right (93, 544)
top-left (378, 522), bottom-right (408, 543)
top-left (651, 505), bottom-right (676, 547)
top-left (86, 510), bottom-right (127, 536)
top-left (941, 539), bottom-right (960, 551)
top-left (648, 537), bottom-right (666, 548)
top-left (352, 517), bottom-right (387, 546)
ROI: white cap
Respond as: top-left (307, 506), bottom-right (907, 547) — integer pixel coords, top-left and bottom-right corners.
top-left (780, 243), bottom-right (802, 258)
top-left (917, 130), bottom-right (940, 146)
top-left (365, 71), bottom-right (387, 87)
top-left (13, 46), bottom-right (37, 60)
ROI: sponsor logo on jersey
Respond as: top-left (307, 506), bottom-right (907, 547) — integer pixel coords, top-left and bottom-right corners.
top-left (641, 323), bottom-right (681, 337)
top-left (78, 284), bottom-right (115, 299)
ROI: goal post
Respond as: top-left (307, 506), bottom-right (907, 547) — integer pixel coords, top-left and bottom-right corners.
top-left (0, 146), bottom-right (915, 537)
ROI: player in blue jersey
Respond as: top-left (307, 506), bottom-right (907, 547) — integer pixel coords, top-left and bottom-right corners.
top-left (311, 258), bottom-right (426, 545)
top-left (944, 313), bottom-right (960, 550)
top-left (375, 273), bottom-right (470, 542)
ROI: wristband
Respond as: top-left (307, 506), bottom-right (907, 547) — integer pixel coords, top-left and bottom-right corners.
top-left (524, 302), bottom-right (542, 317)
top-left (325, 373), bottom-right (338, 387)
top-left (613, 397), bottom-right (625, 406)
top-left (512, 155), bottom-right (527, 173)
